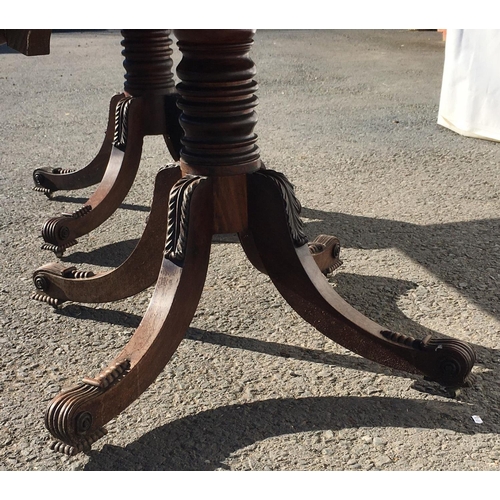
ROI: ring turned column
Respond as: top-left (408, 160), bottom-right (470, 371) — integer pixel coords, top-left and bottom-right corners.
top-left (174, 29), bottom-right (261, 177)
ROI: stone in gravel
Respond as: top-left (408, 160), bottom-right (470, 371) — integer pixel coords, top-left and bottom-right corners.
top-left (374, 455), bottom-right (392, 467)
top-left (324, 430), bottom-right (334, 440)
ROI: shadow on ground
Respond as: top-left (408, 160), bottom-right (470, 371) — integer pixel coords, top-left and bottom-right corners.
top-left (57, 262), bottom-right (499, 403)
top-left (83, 395), bottom-right (489, 470)
top-left (301, 208), bottom-right (500, 322)
top-left (56, 201), bottom-right (499, 321)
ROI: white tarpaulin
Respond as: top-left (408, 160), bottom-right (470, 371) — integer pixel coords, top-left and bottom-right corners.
top-left (438, 29), bottom-right (500, 142)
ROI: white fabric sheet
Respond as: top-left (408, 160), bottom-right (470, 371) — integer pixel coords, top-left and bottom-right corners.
top-left (438, 29), bottom-right (500, 142)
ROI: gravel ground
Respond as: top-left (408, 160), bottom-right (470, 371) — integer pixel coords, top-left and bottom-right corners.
top-left (0, 29), bottom-right (499, 472)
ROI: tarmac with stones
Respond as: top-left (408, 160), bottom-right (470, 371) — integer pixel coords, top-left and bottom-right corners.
top-left (1, 30), bottom-right (499, 471)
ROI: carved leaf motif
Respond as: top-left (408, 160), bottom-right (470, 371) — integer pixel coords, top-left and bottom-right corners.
top-left (113, 96), bottom-right (133, 151)
top-left (164, 175), bottom-right (205, 263)
top-left (257, 169), bottom-right (308, 247)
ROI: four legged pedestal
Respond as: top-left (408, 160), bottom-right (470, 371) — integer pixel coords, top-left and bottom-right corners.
top-left (41, 30), bottom-right (475, 456)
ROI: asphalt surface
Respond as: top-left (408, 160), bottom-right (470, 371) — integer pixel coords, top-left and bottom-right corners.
top-left (1, 30), bottom-right (499, 471)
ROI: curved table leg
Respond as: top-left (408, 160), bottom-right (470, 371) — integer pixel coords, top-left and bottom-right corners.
top-left (32, 165), bottom-right (181, 306)
top-left (40, 96), bottom-right (145, 257)
top-left (45, 175), bottom-right (213, 455)
top-left (32, 93), bottom-right (124, 197)
top-left (246, 169), bottom-right (475, 389)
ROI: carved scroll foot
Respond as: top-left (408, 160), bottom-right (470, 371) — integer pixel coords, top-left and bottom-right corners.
top-left (45, 174), bottom-right (214, 454)
top-left (240, 232), bottom-right (342, 276)
top-left (308, 234), bottom-right (342, 275)
top-left (246, 169), bottom-right (475, 389)
top-left (32, 165), bottom-right (181, 305)
top-left (32, 93), bottom-right (125, 197)
top-left (40, 96), bottom-right (145, 256)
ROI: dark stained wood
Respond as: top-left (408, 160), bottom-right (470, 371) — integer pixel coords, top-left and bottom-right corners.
top-left (1, 30), bottom-right (51, 55)
top-left (246, 169), bottom-right (475, 387)
top-left (40, 96), bottom-right (145, 256)
top-left (240, 229), bottom-right (343, 276)
top-left (174, 29), bottom-right (261, 177)
top-left (213, 174), bottom-right (248, 234)
top-left (46, 174), bottom-right (214, 455)
top-left (33, 30), bottom-right (182, 197)
top-left (121, 29), bottom-right (176, 96)
top-left (33, 93), bottom-right (125, 196)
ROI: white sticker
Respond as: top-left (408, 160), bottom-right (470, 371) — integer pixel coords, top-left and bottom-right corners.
top-left (472, 415), bottom-right (483, 424)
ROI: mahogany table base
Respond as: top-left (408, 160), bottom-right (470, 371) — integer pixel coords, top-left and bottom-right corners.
top-left (41, 30), bottom-right (476, 456)
top-left (30, 32), bottom-right (342, 309)
top-left (32, 163), bottom-right (181, 306)
top-left (32, 30), bottom-right (182, 257)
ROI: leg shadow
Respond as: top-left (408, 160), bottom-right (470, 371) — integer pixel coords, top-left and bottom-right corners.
top-left (83, 395), bottom-right (492, 470)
